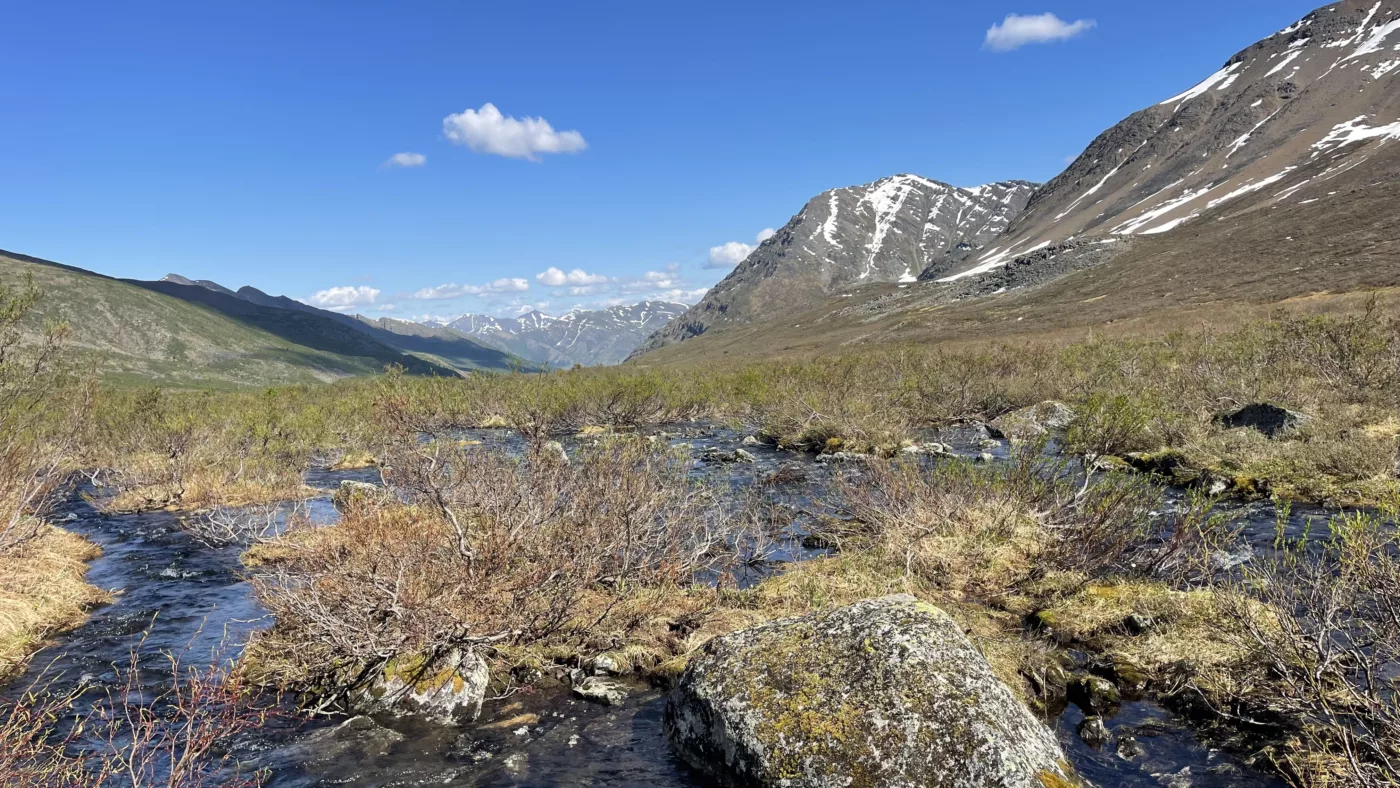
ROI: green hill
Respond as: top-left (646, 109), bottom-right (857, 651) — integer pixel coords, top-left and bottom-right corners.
top-left (0, 249), bottom-right (453, 388)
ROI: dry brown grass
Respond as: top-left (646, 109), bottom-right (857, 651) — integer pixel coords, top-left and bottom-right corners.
top-left (0, 525), bottom-right (108, 680)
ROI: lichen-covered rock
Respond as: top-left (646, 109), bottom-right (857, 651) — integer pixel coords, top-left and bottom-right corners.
top-left (331, 480), bottom-right (380, 514)
top-left (572, 675), bottom-right (629, 706)
top-left (987, 401), bottom-right (1075, 443)
top-left (664, 595), bottom-right (1076, 788)
top-left (364, 649), bottom-right (490, 722)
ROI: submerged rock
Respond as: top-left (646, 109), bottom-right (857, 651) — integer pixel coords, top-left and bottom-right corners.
top-left (572, 675), bottom-right (629, 706)
top-left (664, 595), bottom-right (1075, 788)
top-left (700, 447), bottom-right (757, 465)
top-left (331, 480), bottom-right (380, 513)
top-left (365, 649), bottom-right (490, 722)
top-left (1217, 403), bottom-right (1312, 438)
top-left (987, 401), bottom-right (1075, 442)
top-left (1077, 717), bottom-right (1111, 749)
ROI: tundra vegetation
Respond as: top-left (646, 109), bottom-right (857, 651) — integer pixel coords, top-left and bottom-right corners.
top-left (0, 282), bottom-right (1399, 785)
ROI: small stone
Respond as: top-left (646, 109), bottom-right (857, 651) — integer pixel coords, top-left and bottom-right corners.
top-left (543, 441), bottom-right (570, 464)
top-left (987, 401), bottom-right (1075, 442)
top-left (975, 452), bottom-right (996, 464)
top-left (1116, 734), bottom-right (1145, 760)
top-left (741, 435), bottom-right (762, 447)
top-left (513, 726), bottom-right (530, 737)
top-left (1124, 613), bottom-right (1157, 635)
top-left (592, 654), bottom-right (622, 676)
top-left (1077, 717), bottom-right (1111, 749)
top-left (572, 676), bottom-right (628, 706)
top-left (1069, 674), bottom-right (1121, 715)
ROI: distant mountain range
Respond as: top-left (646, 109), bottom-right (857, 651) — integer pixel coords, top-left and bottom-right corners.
top-left (630, 0), bottom-right (1400, 362)
top-left (442, 301), bottom-right (688, 367)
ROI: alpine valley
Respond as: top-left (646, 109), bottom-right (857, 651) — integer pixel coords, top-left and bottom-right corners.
top-left (630, 0), bottom-right (1400, 363)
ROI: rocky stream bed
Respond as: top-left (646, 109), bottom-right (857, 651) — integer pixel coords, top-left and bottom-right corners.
top-left (4, 423), bottom-right (1326, 786)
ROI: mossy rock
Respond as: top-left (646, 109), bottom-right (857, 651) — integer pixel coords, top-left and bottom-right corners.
top-left (664, 595), bottom-right (1077, 787)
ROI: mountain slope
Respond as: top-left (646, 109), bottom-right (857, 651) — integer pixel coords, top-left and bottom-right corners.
top-left (150, 279), bottom-right (523, 374)
top-left (630, 177), bottom-right (1036, 357)
top-left (940, 0), bottom-right (1400, 280)
top-left (0, 250), bottom-right (444, 387)
top-left (630, 0), bottom-right (1400, 365)
top-left (449, 301), bottom-right (687, 367)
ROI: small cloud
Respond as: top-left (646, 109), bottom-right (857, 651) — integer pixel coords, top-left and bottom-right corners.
top-left (383, 152), bottom-right (426, 168)
top-left (536, 267), bottom-right (610, 287)
top-left (442, 103), bottom-right (587, 161)
top-left (984, 13), bottom-right (1095, 52)
top-left (707, 241), bottom-right (755, 269)
top-left (706, 229), bottom-right (777, 269)
top-left (411, 278), bottom-right (530, 300)
top-left (306, 285), bottom-right (380, 312)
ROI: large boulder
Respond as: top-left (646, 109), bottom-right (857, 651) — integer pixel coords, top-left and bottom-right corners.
top-left (363, 649), bottom-right (490, 722)
top-left (1217, 403), bottom-right (1312, 439)
top-left (664, 596), bottom-right (1075, 788)
top-left (987, 401), bottom-right (1075, 443)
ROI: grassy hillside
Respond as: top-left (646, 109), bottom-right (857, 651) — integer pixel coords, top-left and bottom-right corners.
top-left (233, 286), bottom-right (525, 373)
top-left (0, 250), bottom-right (449, 387)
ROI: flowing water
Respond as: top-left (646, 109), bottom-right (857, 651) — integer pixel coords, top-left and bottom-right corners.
top-left (7, 425), bottom-right (1309, 787)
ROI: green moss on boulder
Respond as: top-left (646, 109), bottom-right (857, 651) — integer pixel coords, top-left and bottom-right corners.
top-left (664, 595), bottom-right (1077, 787)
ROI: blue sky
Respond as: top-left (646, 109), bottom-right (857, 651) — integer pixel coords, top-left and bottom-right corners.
top-left (1, 0), bottom-right (1323, 319)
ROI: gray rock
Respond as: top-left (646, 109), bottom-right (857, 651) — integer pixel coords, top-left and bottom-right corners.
top-left (741, 435), bottom-right (762, 447)
top-left (592, 654), bottom-right (622, 676)
top-left (1069, 674), bottom-right (1121, 715)
top-left (987, 401), bottom-right (1075, 442)
top-left (364, 649), bottom-right (490, 722)
top-left (901, 442), bottom-right (953, 456)
top-left (331, 480), bottom-right (380, 514)
top-left (1217, 403), bottom-right (1312, 439)
top-left (1077, 717), bottom-right (1112, 749)
top-left (572, 676), bottom-right (629, 706)
top-left (1116, 734), bottom-right (1145, 761)
top-left (1124, 613), bottom-right (1157, 636)
top-left (543, 441), bottom-right (570, 464)
top-left (700, 447), bottom-right (756, 465)
top-left (664, 595), bottom-right (1075, 788)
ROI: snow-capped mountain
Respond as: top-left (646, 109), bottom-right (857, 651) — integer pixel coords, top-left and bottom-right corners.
top-left (944, 0), bottom-right (1400, 280)
top-left (447, 301), bottom-right (688, 367)
top-left (630, 176), bottom-right (1037, 357)
top-left (631, 0), bottom-right (1400, 361)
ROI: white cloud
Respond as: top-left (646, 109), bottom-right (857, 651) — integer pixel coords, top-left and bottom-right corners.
top-left (536, 267), bottom-right (610, 287)
top-left (707, 241), bottom-right (754, 269)
top-left (442, 103), bottom-right (587, 161)
top-left (383, 152), bottom-right (426, 168)
top-left (706, 228), bottom-right (777, 269)
top-left (411, 278), bottom-right (530, 300)
top-left (306, 285), bottom-right (380, 312)
top-left (984, 13), bottom-right (1095, 52)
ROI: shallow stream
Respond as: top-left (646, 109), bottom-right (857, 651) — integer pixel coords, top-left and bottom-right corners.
top-left (8, 425), bottom-right (1318, 786)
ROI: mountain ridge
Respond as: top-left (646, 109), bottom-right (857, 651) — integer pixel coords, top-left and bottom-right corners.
top-left (629, 177), bottom-right (1038, 358)
top-left (447, 301), bottom-right (688, 367)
